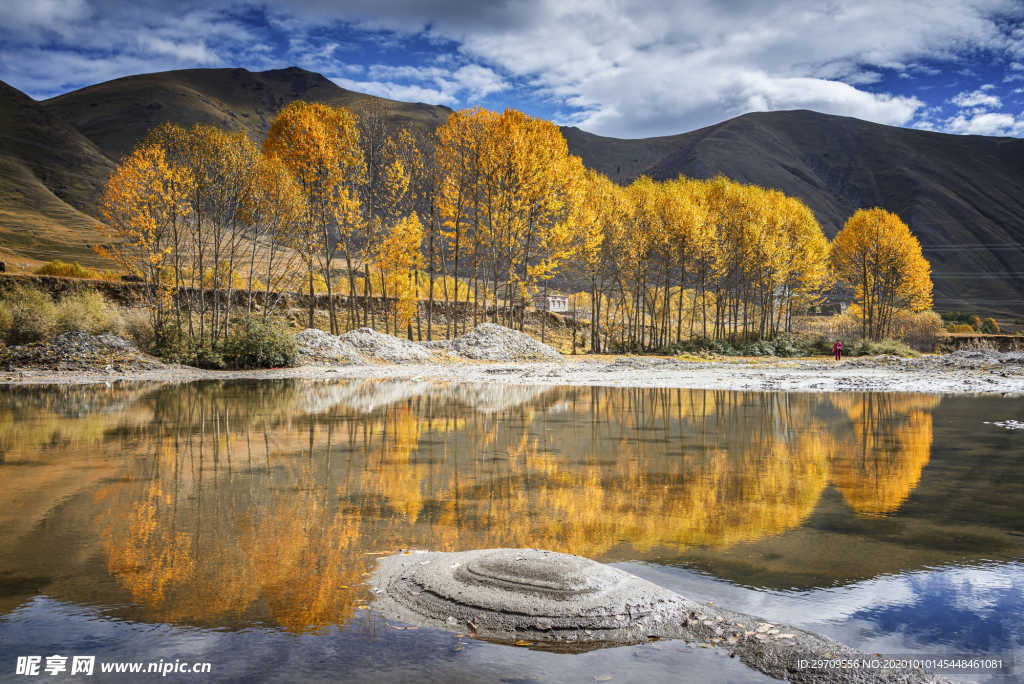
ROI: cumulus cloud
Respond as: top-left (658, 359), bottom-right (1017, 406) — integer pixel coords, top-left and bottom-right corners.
top-left (334, 62), bottom-right (508, 106)
top-left (330, 77), bottom-right (458, 105)
top-left (951, 88), bottom-right (1002, 109)
top-left (944, 111), bottom-right (1024, 135)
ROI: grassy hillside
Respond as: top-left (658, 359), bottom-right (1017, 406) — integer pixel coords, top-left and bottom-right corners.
top-left (0, 82), bottom-right (114, 268)
top-left (564, 110), bottom-right (1024, 315)
top-left (43, 66), bottom-right (452, 162)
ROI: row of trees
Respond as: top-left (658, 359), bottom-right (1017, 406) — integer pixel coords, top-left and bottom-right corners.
top-left (100, 101), bottom-right (933, 353)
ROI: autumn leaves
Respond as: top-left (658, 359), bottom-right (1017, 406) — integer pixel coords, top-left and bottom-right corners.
top-left (831, 208), bottom-right (933, 340)
top-left (99, 99), bottom-right (934, 354)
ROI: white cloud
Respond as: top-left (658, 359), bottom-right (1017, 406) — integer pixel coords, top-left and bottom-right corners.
top-left (332, 61), bottom-right (507, 106)
top-left (139, 37), bottom-right (220, 64)
top-left (3, 0), bottom-right (91, 32)
top-left (951, 88), bottom-right (1003, 109)
top-left (330, 76), bottom-right (457, 105)
top-left (943, 111), bottom-right (1024, 136)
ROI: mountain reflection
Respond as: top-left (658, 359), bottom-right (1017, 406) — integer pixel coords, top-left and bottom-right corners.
top-left (0, 380), bottom-right (944, 632)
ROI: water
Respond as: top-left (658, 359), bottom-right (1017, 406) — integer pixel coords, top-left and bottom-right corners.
top-left (0, 380), bottom-right (1021, 682)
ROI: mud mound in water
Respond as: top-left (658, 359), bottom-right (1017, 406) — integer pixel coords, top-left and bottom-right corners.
top-left (447, 324), bottom-right (561, 361)
top-left (372, 548), bottom-right (944, 683)
top-left (339, 327), bottom-right (432, 363)
top-left (295, 328), bottom-right (364, 364)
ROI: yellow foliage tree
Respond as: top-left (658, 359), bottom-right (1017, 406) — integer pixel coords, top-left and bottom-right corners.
top-left (264, 101), bottom-right (366, 334)
top-left (99, 143), bottom-right (192, 337)
top-left (831, 208), bottom-right (933, 340)
top-left (374, 213), bottom-right (425, 337)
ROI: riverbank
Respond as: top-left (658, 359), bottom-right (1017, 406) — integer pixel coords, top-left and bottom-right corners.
top-left (3, 348), bottom-right (1024, 394)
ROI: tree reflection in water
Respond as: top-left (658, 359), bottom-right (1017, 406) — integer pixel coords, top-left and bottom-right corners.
top-left (0, 380), bottom-right (940, 633)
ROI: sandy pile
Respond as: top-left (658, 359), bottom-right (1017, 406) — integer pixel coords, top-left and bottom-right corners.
top-left (444, 323), bottom-right (562, 361)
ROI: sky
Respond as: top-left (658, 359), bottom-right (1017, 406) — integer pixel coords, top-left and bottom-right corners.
top-left (3, 0), bottom-right (1024, 139)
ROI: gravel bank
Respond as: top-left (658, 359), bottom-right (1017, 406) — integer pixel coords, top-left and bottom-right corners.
top-left (3, 339), bottom-right (1024, 396)
top-left (339, 327), bottom-right (432, 363)
top-left (295, 328), bottom-right (364, 364)
top-left (0, 331), bottom-right (165, 373)
top-left (444, 323), bottom-right (562, 361)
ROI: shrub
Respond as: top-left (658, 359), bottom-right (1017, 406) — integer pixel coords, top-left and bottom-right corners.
top-left (0, 300), bottom-right (12, 340)
top-left (941, 311), bottom-right (979, 325)
top-left (191, 344), bottom-right (226, 370)
top-left (34, 260), bottom-right (103, 279)
top-left (121, 309), bottom-right (155, 350)
top-left (55, 290), bottom-right (122, 335)
top-left (149, 327), bottom-right (191, 363)
top-left (666, 334), bottom-right (819, 357)
top-left (1, 285), bottom-right (57, 344)
top-left (980, 317), bottom-right (1000, 334)
top-left (220, 315), bottom-right (297, 369)
top-left (947, 323), bottom-right (975, 333)
top-left (850, 339), bottom-right (920, 357)
top-left (968, 315), bottom-right (982, 331)
top-left (890, 310), bottom-right (943, 351)
top-left (798, 310), bottom-right (941, 352)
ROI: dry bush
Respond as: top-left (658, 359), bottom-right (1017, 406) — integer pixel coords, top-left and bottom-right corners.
top-left (795, 311), bottom-right (861, 342)
top-left (796, 309), bottom-right (942, 352)
top-left (55, 290), bottom-right (123, 335)
top-left (980, 317), bottom-right (1000, 334)
top-left (34, 260), bottom-right (107, 280)
top-left (0, 300), bottom-right (12, 341)
top-left (947, 323), bottom-right (974, 333)
top-left (121, 308), bottom-right (155, 349)
top-left (0, 285), bottom-right (57, 343)
top-left (890, 310), bottom-right (944, 351)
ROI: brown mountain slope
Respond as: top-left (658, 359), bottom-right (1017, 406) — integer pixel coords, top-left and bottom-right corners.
top-left (43, 66), bottom-right (452, 162)
top-left (563, 111), bottom-right (1024, 315)
top-left (0, 82), bottom-right (114, 267)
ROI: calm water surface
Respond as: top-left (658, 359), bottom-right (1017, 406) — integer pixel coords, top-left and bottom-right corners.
top-left (0, 380), bottom-right (1022, 682)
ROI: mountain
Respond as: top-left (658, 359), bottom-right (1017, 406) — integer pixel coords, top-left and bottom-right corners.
top-left (0, 81), bottom-right (114, 267)
top-left (563, 111), bottom-right (1024, 315)
top-left (1, 67), bottom-right (1022, 314)
top-left (43, 66), bottom-right (452, 163)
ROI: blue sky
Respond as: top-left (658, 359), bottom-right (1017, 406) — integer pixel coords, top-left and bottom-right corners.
top-left (2, 0), bottom-right (1024, 138)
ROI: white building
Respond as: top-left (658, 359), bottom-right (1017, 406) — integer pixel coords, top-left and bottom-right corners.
top-left (533, 294), bottom-right (569, 313)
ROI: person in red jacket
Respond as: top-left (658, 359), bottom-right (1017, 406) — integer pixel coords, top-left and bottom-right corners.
top-left (832, 340), bottom-right (843, 361)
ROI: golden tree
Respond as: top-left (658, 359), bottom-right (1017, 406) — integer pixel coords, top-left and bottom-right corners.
top-left (99, 144), bottom-right (192, 337)
top-left (264, 101), bottom-right (366, 334)
top-left (242, 154), bottom-right (308, 319)
top-left (374, 213), bottom-right (425, 338)
top-left (831, 208), bottom-right (933, 340)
